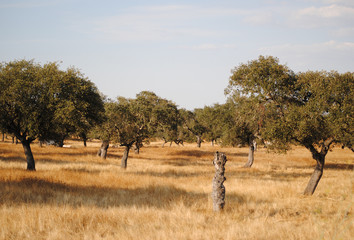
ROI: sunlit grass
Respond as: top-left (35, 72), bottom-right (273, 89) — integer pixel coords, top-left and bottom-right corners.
top-left (0, 140), bottom-right (353, 239)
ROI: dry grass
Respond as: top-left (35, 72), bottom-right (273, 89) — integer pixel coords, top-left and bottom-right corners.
top-left (0, 140), bottom-right (353, 240)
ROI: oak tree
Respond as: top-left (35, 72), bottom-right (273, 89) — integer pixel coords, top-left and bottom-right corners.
top-left (226, 56), bottom-right (353, 195)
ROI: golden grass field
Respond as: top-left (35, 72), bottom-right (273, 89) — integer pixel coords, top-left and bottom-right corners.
top-left (0, 139), bottom-right (353, 240)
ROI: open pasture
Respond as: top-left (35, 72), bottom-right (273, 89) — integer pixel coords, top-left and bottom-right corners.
top-left (0, 140), bottom-right (353, 239)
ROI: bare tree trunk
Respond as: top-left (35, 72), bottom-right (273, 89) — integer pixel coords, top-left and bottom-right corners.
top-left (162, 137), bottom-right (167, 147)
top-left (196, 135), bottom-right (202, 148)
top-left (303, 140), bottom-right (331, 195)
top-left (21, 140), bottom-right (36, 171)
top-left (1, 132), bottom-right (4, 142)
top-left (121, 145), bottom-right (131, 169)
top-left (253, 140), bottom-right (257, 151)
top-left (212, 152), bottom-right (227, 211)
top-left (244, 141), bottom-right (255, 168)
top-left (304, 158), bottom-right (325, 195)
top-left (97, 140), bottom-right (109, 159)
top-left (243, 145), bottom-right (254, 168)
top-left (134, 141), bottom-right (142, 154)
top-left (12, 136), bottom-right (15, 144)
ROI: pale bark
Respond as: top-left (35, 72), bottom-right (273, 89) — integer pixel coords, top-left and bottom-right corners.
top-left (212, 152), bottom-right (227, 211)
top-left (244, 145), bottom-right (254, 168)
top-left (97, 140), bottom-right (109, 159)
top-left (243, 139), bottom-right (255, 168)
top-left (196, 135), bottom-right (202, 148)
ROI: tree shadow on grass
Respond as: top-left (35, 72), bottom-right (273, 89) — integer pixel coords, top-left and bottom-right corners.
top-left (134, 169), bottom-right (209, 178)
top-left (0, 178), bottom-right (198, 208)
top-left (162, 159), bottom-right (210, 167)
top-left (291, 163), bottom-right (354, 171)
top-left (227, 169), bottom-right (312, 182)
top-left (325, 163), bottom-right (353, 170)
top-left (0, 177), bottom-right (269, 209)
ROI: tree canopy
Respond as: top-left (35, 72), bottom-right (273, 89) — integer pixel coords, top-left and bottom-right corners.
top-left (93, 91), bottom-right (179, 168)
top-left (0, 59), bottom-right (104, 170)
top-left (226, 55), bottom-right (353, 194)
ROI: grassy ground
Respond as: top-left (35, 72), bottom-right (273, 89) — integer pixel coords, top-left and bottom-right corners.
top-left (0, 139), bottom-right (353, 240)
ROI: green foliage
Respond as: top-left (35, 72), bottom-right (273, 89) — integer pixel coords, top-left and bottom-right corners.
top-left (227, 55), bottom-right (354, 154)
top-left (47, 66), bottom-right (104, 145)
top-left (0, 59), bottom-right (104, 169)
top-left (179, 108), bottom-right (206, 143)
top-left (0, 60), bottom-right (53, 142)
top-left (96, 91), bottom-right (180, 148)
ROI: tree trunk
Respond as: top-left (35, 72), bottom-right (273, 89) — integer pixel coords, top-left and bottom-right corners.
top-left (12, 136), bottom-right (15, 144)
top-left (57, 138), bottom-right (64, 147)
top-left (196, 135), bottom-right (202, 148)
top-left (121, 145), bottom-right (131, 169)
top-left (244, 138), bottom-right (255, 168)
top-left (211, 139), bottom-right (214, 146)
top-left (244, 145), bottom-right (254, 168)
top-left (21, 140), bottom-right (36, 171)
top-left (97, 140), bottom-right (109, 159)
top-left (212, 152), bottom-right (227, 211)
top-left (83, 138), bottom-right (87, 147)
top-left (303, 140), bottom-right (332, 195)
top-left (304, 155), bottom-right (325, 195)
top-left (162, 137), bottom-right (167, 147)
top-left (1, 133), bottom-right (4, 142)
top-left (134, 142), bottom-right (140, 154)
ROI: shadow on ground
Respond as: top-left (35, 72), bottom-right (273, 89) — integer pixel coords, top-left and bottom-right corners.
top-left (134, 169), bottom-right (210, 178)
top-left (0, 177), bottom-right (268, 209)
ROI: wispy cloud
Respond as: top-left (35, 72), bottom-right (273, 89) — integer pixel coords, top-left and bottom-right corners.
top-left (93, 5), bottom-right (218, 42)
top-left (298, 4), bottom-right (354, 18)
top-left (0, 0), bottom-right (60, 8)
top-left (259, 40), bottom-right (354, 71)
top-left (289, 4), bottom-right (354, 28)
top-left (182, 43), bottom-right (238, 50)
top-left (92, 5), bottom-right (260, 43)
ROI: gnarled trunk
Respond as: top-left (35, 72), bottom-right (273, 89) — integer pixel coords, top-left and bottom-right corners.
top-left (121, 145), bottom-right (131, 169)
top-left (303, 140), bottom-right (332, 195)
top-left (212, 152), bottom-right (227, 211)
top-left (196, 135), bottom-right (202, 148)
top-left (21, 140), bottom-right (35, 171)
top-left (304, 154), bottom-right (325, 195)
top-left (134, 141), bottom-right (141, 154)
top-left (97, 140), bottom-right (109, 159)
top-left (243, 138), bottom-right (255, 168)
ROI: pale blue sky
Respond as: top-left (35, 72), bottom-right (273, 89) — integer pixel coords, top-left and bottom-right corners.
top-left (1, 0), bottom-right (353, 109)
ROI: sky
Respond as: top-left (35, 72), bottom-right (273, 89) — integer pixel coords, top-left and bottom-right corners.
top-left (1, 0), bottom-right (353, 109)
